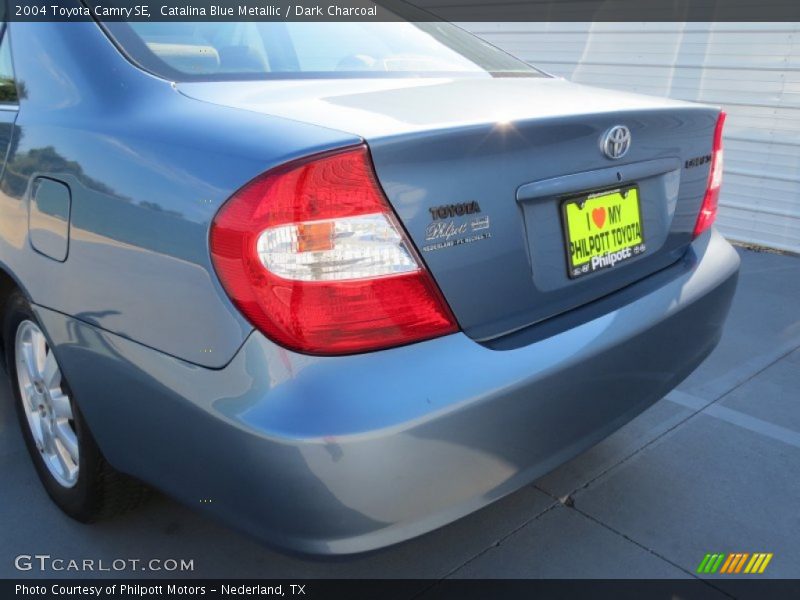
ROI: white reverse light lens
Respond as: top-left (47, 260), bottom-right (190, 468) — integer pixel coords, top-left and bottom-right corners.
top-left (256, 212), bottom-right (420, 282)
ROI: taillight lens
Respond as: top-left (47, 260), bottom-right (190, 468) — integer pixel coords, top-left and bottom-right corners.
top-left (210, 145), bottom-right (458, 355)
top-left (693, 111), bottom-right (726, 238)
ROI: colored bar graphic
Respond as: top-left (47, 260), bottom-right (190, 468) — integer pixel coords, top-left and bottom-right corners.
top-left (697, 553), bottom-right (725, 574)
top-left (719, 554), bottom-right (736, 574)
top-left (697, 554), bottom-right (713, 573)
top-left (734, 553), bottom-right (749, 573)
top-left (744, 554), bottom-right (760, 574)
top-left (704, 552), bottom-right (774, 575)
top-left (759, 553), bottom-right (773, 573)
top-left (711, 554), bottom-right (725, 573)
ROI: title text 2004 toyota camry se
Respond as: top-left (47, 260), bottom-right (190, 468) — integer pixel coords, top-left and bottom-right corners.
top-left (0, 17), bottom-right (738, 554)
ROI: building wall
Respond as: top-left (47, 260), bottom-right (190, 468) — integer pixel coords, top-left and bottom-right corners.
top-left (463, 22), bottom-right (800, 253)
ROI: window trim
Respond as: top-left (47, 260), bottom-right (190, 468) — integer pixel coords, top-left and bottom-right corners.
top-left (93, 19), bottom-right (546, 83)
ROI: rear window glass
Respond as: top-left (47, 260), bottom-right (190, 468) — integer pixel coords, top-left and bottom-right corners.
top-left (99, 21), bottom-right (544, 81)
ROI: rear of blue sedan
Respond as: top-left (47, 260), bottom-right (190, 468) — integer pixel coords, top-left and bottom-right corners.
top-left (1, 17), bottom-right (738, 554)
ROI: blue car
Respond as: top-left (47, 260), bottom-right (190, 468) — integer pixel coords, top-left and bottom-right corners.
top-left (1, 18), bottom-right (738, 554)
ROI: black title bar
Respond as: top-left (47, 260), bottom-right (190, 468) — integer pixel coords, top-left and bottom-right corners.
top-left (5, 579), bottom-right (800, 600)
top-left (7, 0), bottom-right (800, 22)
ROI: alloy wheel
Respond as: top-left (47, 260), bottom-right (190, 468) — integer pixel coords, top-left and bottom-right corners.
top-left (15, 320), bottom-right (79, 488)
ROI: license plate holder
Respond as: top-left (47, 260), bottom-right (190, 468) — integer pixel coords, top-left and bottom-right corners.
top-left (561, 185), bottom-right (646, 279)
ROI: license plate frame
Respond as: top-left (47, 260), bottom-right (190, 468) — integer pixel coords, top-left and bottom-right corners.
top-left (561, 185), bottom-right (646, 279)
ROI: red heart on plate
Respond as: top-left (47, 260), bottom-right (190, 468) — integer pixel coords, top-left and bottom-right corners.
top-left (592, 207), bottom-right (607, 229)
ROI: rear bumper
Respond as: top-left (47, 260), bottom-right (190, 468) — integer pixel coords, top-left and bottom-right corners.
top-left (37, 229), bottom-right (739, 555)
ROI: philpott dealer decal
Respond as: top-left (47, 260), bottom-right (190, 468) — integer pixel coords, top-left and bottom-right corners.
top-left (422, 202), bottom-right (492, 253)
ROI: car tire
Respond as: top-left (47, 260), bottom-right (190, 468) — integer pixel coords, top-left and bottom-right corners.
top-left (4, 291), bottom-right (150, 522)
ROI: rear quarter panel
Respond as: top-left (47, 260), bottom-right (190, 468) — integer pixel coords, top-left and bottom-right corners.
top-left (0, 21), bottom-right (360, 367)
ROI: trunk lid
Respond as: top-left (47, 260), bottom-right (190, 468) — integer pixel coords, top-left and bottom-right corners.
top-left (179, 77), bottom-right (719, 342)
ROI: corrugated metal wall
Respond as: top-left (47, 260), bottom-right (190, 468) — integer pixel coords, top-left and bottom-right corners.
top-left (463, 22), bottom-right (800, 253)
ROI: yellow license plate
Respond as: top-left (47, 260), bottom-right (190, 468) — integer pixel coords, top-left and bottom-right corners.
top-left (562, 186), bottom-right (646, 279)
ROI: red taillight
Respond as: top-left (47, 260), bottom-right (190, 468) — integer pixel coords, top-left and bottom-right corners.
top-left (210, 145), bottom-right (458, 356)
top-left (693, 111), bottom-right (726, 238)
